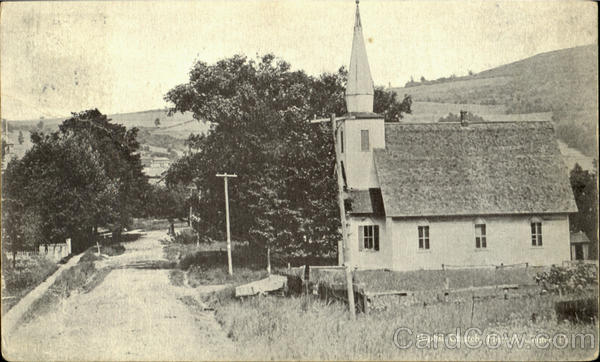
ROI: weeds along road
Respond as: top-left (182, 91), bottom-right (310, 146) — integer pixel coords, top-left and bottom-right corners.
top-left (4, 230), bottom-right (234, 361)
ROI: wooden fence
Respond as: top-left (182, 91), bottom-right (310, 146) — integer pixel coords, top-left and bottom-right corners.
top-left (279, 263), bottom-right (548, 314)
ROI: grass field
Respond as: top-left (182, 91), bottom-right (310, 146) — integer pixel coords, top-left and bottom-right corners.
top-left (399, 101), bottom-right (552, 123)
top-left (163, 236), bottom-right (268, 287)
top-left (164, 232), bottom-right (598, 359)
top-left (1, 256), bottom-right (58, 315)
top-left (394, 76), bottom-right (512, 105)
top-left (212, 291), bottom-right (597, 360)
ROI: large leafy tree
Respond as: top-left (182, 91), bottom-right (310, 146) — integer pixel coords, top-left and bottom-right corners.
top-left (2, 109), bottom-right (148, 252)
top-left (374, 86), bottom-right (412, 122)
top-left (165, 54), bottom-right (411, 261)
top-left (58, 109), bottom-right (148, 239)
top-left (569, 164), bottom-right (598, 258)
top-left (3, 133), bottom-right (118, 252)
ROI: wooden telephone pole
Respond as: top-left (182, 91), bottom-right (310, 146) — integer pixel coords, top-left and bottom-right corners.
top-left (329, 114), bottom-right (356, 319)
top-left (217, 173), bottom-right (237, 275)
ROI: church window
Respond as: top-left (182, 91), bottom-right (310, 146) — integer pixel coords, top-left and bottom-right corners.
top-left (475, 224), bottom-right (487, 248)
top-left (531, 222), bottom-right (542, 246)
top-left (418, 226), bottom-right (430, 249)
top-left (359, 225), bottom-right (379, 251)
top-left (361, 130), bottom-right (369, 151)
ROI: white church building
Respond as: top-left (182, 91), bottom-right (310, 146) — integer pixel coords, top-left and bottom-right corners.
top-left (338, 1), bottom-right (577, 270)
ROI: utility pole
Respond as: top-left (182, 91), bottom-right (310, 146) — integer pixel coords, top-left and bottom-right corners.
top-left (216, 173), bottom-right (237, 275)
top-left (187, 185), bottom-right (194, 228)
top-left (329, 113), bottom-right (356, 319)
top-left (196, 189), bottom-right (201, 248)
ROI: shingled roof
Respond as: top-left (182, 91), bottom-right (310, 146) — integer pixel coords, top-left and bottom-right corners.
top-left (570, 231), bottom-right (591, 244)
top-left (373, 121), bottom-right (577, 217)
top-left (346, 188), bottom-right (385, 215)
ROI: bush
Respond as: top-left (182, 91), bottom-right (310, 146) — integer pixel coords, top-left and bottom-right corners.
top-left (555, 297), bottom-right (598, 324)
top-left (171, 229), bottom-right (197, 244)
top-left (535, 264), bottom-right (596, 295)
top-left (102, 243), bottom-right (125, 256)
top-left (79, 249), bottom-right (102, 263)
top-left (179, 250), bottom-right (225, 270)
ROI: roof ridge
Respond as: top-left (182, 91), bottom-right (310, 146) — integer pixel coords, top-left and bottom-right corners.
top-left (384, 120), bottom-right (553, 126)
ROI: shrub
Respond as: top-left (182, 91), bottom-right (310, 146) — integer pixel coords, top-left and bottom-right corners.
top-left (555, 297), bottom-right (598, 324)
top-left (535, 264), bottom-right (596, 295)
top-left (102, 243), bottom-right (125, 256)
top-left (79, 249), bottom-right (102, 263)
top-left (171, 229), bottom-right (197, 244)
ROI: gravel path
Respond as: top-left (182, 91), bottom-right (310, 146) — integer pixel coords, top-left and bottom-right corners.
top-left (4, 230), bottom-right (235, 361)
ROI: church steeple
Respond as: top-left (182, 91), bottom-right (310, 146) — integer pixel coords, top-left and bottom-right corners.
top-left (345, 0), bottom-right (374, 113)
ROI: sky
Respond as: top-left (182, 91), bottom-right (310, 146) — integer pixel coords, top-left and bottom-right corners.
top-left (1, 0), bottom-right (597, 120)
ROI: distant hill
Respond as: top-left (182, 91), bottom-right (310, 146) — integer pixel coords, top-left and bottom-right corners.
top-left (4, 109), bottom-right (212, 162)
top-left (394, 45), bottom-right (597, 112)
top-left (392, 44), bottom-right (598, 157)
top-left (6, 109), bottom-right (207, 131)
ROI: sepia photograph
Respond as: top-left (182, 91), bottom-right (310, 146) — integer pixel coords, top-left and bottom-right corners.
top-left (1, 0), bottom-right (598, 360)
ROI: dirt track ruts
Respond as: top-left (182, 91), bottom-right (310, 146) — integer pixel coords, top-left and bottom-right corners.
top-left (3, 230), bottom-right (234, 361)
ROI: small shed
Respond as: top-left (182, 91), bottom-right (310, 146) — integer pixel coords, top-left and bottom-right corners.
top-left (570, 231), bottom-right (591, 260)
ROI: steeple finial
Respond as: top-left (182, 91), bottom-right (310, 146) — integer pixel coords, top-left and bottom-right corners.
top-left (345, 0), bottom-right (374, 113)
top-left (354, 0), bottom-right (362, 28)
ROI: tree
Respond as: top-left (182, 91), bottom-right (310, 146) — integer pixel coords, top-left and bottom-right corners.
top-left (164, 54), bottom-right (410, 261)
top-left (1, 197), bottom-right (34, 267)
top-left (569, 164), bottom-right (598, 258)
top-left (37, 120), bottom-right (44, 130)
top-left (2, 109), bottom-right (148, 253)
top-left (142, 184), bottom-right (187, 227)
top-left (1, 138), bottom-right (7, 162)
top-left (18, 131), bottom-right (24, 145)
top-left (2, 132), bottom-right (118, 252)
top-left (57, 109), bottom-right (148, 241)
top-left (155, 118), bottom-right (161, 127)
top-left (374, 87), bottom-right (412, 122)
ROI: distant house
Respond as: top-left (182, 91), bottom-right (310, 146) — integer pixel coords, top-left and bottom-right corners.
top-left (143, 165), bottom-right (167, 185)
top-left (142, 156), bottom-right (171, 185)
top-left (338, 1), bottom-right (577, 270)
top-left (152, 157), bottom-right (170, 168)
top-left (570, 231), bottom-right (591, 261)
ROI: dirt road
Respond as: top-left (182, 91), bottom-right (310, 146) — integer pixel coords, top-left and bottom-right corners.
top-left (3, 230), bottom-right (234, 361)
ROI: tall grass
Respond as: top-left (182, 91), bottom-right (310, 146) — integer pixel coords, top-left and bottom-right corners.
top-left (213, 293), bottom-right (597, 360)
top-left (19, 260), bottom-right (112, 324)
top-left (1, 257), bottom-right (58, 315)
top-left (355, 267), bottom-right (539, 293)
top-left (163, 239), bottom-right (268, 286)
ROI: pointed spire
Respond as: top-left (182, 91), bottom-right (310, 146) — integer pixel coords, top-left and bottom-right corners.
top-left (345, 0), bottom-right (374, 113)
